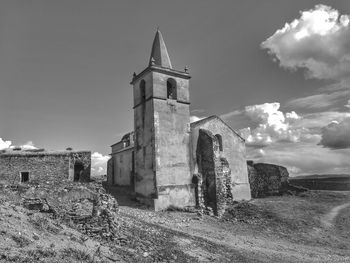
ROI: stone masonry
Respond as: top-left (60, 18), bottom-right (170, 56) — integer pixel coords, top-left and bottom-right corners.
top-left (247, 161), bottom-right (289, 198)
top-left (0, 149), bottom-right (91, 185)
top-left (108, 30), bottom-right (251, 212)
top-left (195, 129), bottom-right (233, 217)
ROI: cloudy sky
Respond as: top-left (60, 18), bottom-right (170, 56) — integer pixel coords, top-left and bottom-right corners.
top-left (0, 0), bottom-right (349, 176)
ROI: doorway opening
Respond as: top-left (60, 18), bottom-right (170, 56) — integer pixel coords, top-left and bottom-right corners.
top-left (20, 172), bottom-right (29, 183)
top-left (74, 162), bottom-right (84, 182)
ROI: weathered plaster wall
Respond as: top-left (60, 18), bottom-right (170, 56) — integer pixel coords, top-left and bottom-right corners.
top-left (132, 71), bottom-right (195, 210)
top-left (152, 72), bottom-right (195, 211)
top-left (111, 132), bottom-right (134, 154)
top-left (133, 74), bottom-right (157, 199)
top-left (0, 151), bottom-right (91, 185)
top-left (153, 100), bottom-right (191, 185)
top-left (152, 71), bottom-right (190, 103)
top-left (111, 142), bottom-right (124, 154)
top-left (191, 117), bottom-right (251, 201)
top-left (112, 147), bottom-right (134, 186)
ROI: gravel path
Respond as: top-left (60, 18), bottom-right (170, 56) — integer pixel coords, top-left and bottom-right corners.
top-left (321, 203), bottom-right (350, 228)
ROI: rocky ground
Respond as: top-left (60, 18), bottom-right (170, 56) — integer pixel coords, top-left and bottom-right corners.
top-left (0, 183), bottom-right (349, 262)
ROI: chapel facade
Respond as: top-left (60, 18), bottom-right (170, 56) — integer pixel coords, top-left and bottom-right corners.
top-left (107, 30), bottom-right (251, 213)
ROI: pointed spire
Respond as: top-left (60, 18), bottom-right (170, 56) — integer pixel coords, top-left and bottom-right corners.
top-left (149, 29), bottom-right (173, 69)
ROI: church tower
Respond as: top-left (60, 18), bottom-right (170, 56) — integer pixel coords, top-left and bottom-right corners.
top-left (131, 30), bottom-right (195, 210)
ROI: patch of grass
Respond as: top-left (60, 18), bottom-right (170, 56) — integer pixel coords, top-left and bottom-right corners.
top-left (224, 196), bottom-right (325, 233)
top-left (11, 234), bottom-right (31, 247)
top-left (225, 202), bottom-right (277, 224)
top-left (28, 215), bottom-right (60, 234)
top-left (299, 190), bottom-right (349, 204)
top-left (3, 248), bottom-right (57, 263)
top-left (60, 247), bottom-right (93, 262)
top-left (0, 188), bottom-right (22, 205)
top-left (27, 248), bottom-right (57, 259)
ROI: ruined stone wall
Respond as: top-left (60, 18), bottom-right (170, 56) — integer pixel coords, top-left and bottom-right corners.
top-left (68, 151), bottom-right (91, 182)
top-left (195, 129), bottom-right (233, 217)
top-left (0, 154), bottom-right (69, 185)
top-left (247, 162), bottom-right (289, 198)
top-left (191, 117), bottom-right (251, 201)
top-left (0, 151), bottom-right (91, 185)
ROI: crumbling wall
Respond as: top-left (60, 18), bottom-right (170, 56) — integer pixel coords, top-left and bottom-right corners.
top-left (133, 74), bottom-right (157, 201)
top-left (190, 116), bottom-right (251, 201)
top-left (69, 151), bottom-right (91, 182)
top-left (195, 129), bottom-right (232, 217)
top-left (0, 154), bottom-right (70, 185)
top-left (247, 161), bottom-right (289, 198)
top-left (0, 151), bottom-right (91, 185)
top-left (111, 148), bottom-right (134, 186)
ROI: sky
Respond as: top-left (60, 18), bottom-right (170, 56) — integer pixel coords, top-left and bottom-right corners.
top-left (0, 0), bottom-right (349, 176)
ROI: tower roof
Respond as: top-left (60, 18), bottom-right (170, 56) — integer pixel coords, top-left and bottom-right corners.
top-left (149, 29), bottom-right (173, 69)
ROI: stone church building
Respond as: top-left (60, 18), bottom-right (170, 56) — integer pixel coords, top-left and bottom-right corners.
top-left (107, 30), bottom-right (251, 213)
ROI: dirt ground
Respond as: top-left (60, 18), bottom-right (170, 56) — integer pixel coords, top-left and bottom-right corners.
top-left (0, 186), bottom-right (349, 263)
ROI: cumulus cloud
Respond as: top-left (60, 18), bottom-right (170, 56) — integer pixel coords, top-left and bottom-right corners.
top-left (91, 152), bottom-right (110, 176)
top-left (0, 138), bottom-right (39, 151)
top-left (0, 138), bottom-right (12, 150)
top-left (223, 102), bottom-right (350, 175)
top-left (261, 4), bottom-right (350, 80)
top-left (319, 117), bottom-right (350, 149)
top-left (223, 103), bottom-right (350, 149)
top-left (231, 102), bottom-right (303, 147)
top-left (17, 141), bottom-right (38, 150)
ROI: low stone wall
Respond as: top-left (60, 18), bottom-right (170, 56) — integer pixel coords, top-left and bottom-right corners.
top-left (247, 161), bottom-right (289, 198)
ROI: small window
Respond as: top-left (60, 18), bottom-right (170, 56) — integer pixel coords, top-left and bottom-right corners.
top-left (167, 78), bottom-right (177, 100)
top-left (140, 80), bottom-right (146, 103)
top-left (215, 134), bottom-right (223, 151)
top-left (20, 172), bottom-right (29, 183)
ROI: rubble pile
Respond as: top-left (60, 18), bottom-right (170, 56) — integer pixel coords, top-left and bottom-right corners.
top-left (62, 189), bottom-right (119, 240)
top-left (14, 181), bottom-right (120, 241)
